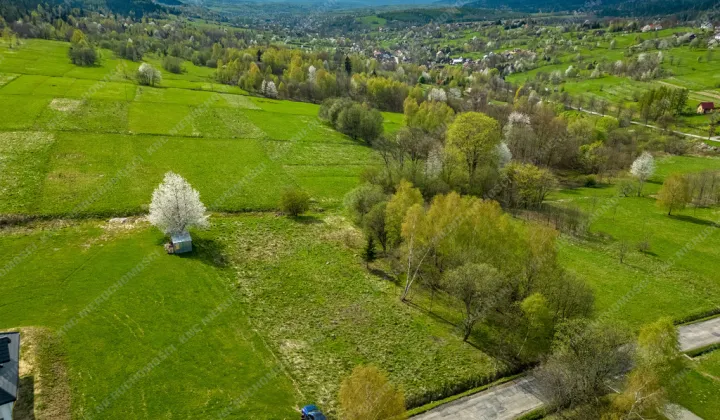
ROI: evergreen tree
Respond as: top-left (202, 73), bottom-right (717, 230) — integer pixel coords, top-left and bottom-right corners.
top-left (344, 55), bottom-right (352, 75)
top-left (362, 236), bottom-right (376, 269)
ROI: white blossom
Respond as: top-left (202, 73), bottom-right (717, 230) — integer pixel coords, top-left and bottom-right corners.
top-left (630, 152), bottom-right (655, 182)
top-left (508, 111), bottom-right (531, 126)
top-left (137, 63), bottom-right (161, 86)
top-left (261, 80), bottom-right (278, 98)
top-left (148, 172), bottom-right (208, 236)
top-left (565, 65), bottom-right (578, 78)
top-left (496, 143), bottom-right (512, 168)
top-left (308, 65), bottom-right (317, 83)
top-left (428, 88), bottom-right (447, 102)
top-left (425, 146), bottom-right (444, 177)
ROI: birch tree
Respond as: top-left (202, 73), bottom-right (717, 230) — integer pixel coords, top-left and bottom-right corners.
top-left (445, 263), bottom-right (508, 341)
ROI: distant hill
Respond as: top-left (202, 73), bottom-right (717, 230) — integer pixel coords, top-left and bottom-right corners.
top-left (0, 0), bottom-right (168, 20)
top-left (461, 0), bottom-right (719, 16)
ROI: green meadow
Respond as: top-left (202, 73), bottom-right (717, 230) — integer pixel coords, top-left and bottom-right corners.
top-left (2, 33), bottom-right (720, 419)
top-left (0, 39), bottom-right (380, 217)
top-left (670, 351), bottom-right (720, 419)
top-left (549, 155), bottom-right (720, 328)
top-left (0, 37), bottom-right (503, 418)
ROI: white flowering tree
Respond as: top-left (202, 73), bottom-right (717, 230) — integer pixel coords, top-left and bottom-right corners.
top-left (308, 65), bottom-right (317, 83)
top-left (261, 80), bottom-right (278, 98)
top-left (137, 63), bottom-right (162, 86)
top-left (148, 172), bottom-right (208, 236)
top-left (428, 88), bottom-right (447, 102)
top-left (630, 152), bottom-right (655, 197)
top-left (496, 143), bottom-right (512, 168)
top-left (503, 112), bottom-right (534, 162)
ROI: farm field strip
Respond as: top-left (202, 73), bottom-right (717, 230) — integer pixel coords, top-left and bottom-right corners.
top-left (0, 41), bottom-right (383, 216)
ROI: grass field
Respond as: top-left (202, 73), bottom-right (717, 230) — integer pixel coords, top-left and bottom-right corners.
top-left (2, 32), bottom-right (720, 419)
top-left (0, 220), bottom-right (299, 418)
top-left (0, 39), bottom-right (380, 216)
top-left (669, 350), bottom-right (720, 419)
top-left (0, 37), bottom-right (508, 419)
top-left (549, 155), bottom-right (720, 328)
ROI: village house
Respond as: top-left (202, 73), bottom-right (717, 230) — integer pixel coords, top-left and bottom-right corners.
top-left (697, 102), bottom-right (715, 114)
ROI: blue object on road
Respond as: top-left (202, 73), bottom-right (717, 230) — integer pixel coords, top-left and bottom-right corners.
top-left (301, 404), bottom-right (327, 420)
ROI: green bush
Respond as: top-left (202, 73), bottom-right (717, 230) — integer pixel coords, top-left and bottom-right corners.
top-left (584, 175), bottom-right (598, 187)
top-left (68, 41), bottom-right (98, 66)
top-left (162, 56), bottom-right (184, 74)
top-left (280, 188), bottom-right (310, 217)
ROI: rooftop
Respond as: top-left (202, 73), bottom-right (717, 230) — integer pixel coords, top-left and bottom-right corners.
top-left (0, 332), bottom-right (20, 406)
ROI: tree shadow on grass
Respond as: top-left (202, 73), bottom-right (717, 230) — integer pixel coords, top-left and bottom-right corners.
top-left (403, 299), bottom-right (457, 328)
top-left (369, 267), bottom-right (398, 284)
top-left (290, 214), bottom-right (322, 225)
top-left (669, 214), bottom-right (718, 227)
top-left (177, 237), bottom-right (230, 268)
top-left (14, 376), bottom-right (36, 420)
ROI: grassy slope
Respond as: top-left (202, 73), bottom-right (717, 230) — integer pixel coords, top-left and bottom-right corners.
top-left (214, 213), bottom-right (504, 414)
top-left (0, 38), bottom-right (501, 418)
top-left (0, 39), bottom-right (382, 216)
top-left (669, 351), bottom-right (720, 419)
top-left (0, 221), bottom-right (298, 418)
top-left (550, 155), bottom-right (720, 328)
top-left (0, 214), bottom-right (503, 418)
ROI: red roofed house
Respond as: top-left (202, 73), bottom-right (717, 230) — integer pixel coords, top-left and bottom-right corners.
top-left (697, 102), bottom-right (715, 114)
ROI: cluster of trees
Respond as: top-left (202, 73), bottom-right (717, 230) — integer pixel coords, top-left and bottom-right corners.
top-left (534, 317), bottom-right (685, 419)
top-left (686, 170), bottom-right (720, 208)
top-left (347, 181), bottom-right (594, 365)
top-left (68, 29), bottom-right (97, 66)
top-left (319, 98), bottom-right (384, 145)
top-left (653, 169), bottom-right (720, 216)
top-left (637, 86), bottom-right (690, 125)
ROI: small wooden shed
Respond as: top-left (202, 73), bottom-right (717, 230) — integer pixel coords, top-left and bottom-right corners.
top-left (170, 232), bottom-right (192, 254)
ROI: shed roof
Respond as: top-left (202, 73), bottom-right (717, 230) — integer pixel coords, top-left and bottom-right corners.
top-left (0, 332), bottom-right (20, 406)
top-left (171, 231), bottom-right (191, 243)
top-left (699, 102), bottom-right (715, 109)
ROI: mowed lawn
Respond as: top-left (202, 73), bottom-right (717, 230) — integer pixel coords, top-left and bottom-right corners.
top-left (669, 350), bottom-right (720, 419)
top-left (0, 220), bottom-right (298, 419)
top-left (0, 214), bottom-right (504, 418)
top-left (550, 155), bottom-right (720, 328)
top-left (0, 39), bottom-right (383, 216)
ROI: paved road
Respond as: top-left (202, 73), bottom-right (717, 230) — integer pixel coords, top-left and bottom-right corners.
top-left (571, 106), bottom-right (720, 143)
top-left (679, 316), bottom-right (720, 352)
top-left (665, 404), bottom-right (703, 420)
top-left (414, 317), bottom-right (720, 420)
top-left (413, 377), bottom-right (543, 420)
